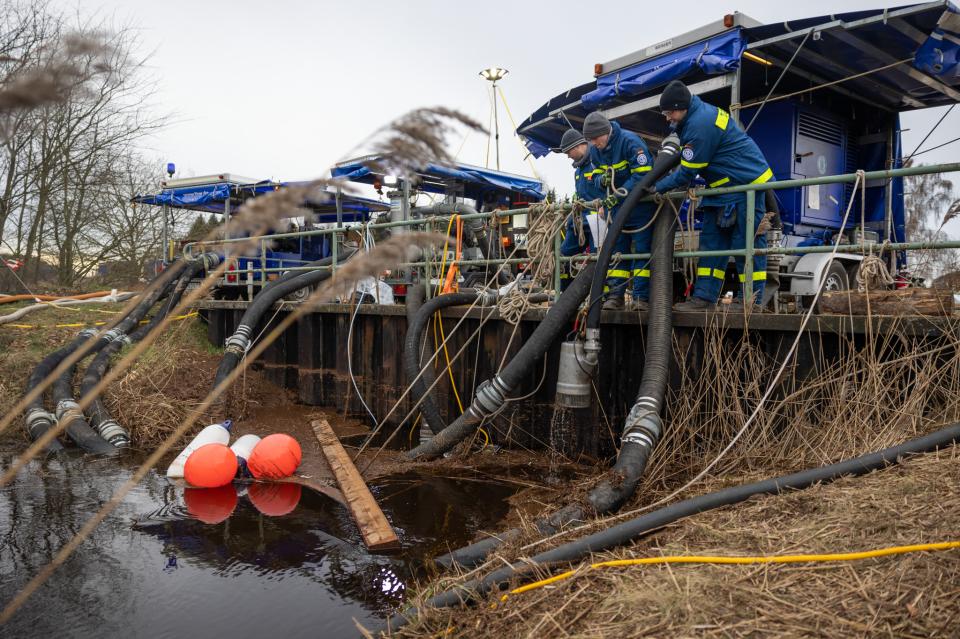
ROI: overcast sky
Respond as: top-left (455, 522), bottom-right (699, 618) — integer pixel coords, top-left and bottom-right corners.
top-left (58, 0), bottom-right (959, 227)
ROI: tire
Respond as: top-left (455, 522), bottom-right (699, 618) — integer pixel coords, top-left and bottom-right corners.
top-left (821, 260), bottom-right (849, 293)
top-left (813, 260), bottom-right (850, 313)
top-left (285, 285), bottom-right (310, 302)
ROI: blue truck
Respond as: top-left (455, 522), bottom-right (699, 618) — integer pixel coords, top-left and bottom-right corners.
top-left (517, 2), bottom-right (960, 307)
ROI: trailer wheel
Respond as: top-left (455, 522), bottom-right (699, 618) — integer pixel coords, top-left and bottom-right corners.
top-left (821, 260), bottom-right (850, 293)
top-left (810, 260), bottom-right (850, 312)
top-left (285, 285), bottom-right (311, 302)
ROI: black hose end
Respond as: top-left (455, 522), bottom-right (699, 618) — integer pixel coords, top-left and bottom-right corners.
top-left (587, 440), bottom-right (654, 514)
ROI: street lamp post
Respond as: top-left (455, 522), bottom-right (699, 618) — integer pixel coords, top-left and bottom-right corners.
top-left (479, 67), bottom-right (508, 170)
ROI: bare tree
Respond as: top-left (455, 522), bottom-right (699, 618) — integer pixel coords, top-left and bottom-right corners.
top-left (904, 162), bottom-right (960, 283)
top-left (0, 1), bottom-right (168, 286)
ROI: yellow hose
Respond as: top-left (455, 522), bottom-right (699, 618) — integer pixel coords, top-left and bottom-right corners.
top-left (431, 218), bottom-right (488, 446)
top-left (497, 540), bottom-right (960, 603)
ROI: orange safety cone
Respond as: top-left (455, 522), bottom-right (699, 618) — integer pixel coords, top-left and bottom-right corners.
top-left (183, 485), bottom-right (238, 524)
top-left (183, 443), bottom-right (238, 488)
top-left (248, 482), bottom-right (302, 517)
top-left (247, 434), bottom-right (302, 480)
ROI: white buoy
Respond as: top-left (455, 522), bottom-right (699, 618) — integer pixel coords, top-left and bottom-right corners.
top-left (230, 434), bottom-right (261, 477)
top-left (166, 420), bottom-right (232, 478)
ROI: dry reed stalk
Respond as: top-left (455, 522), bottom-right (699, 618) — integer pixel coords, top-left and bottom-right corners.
top-left (361, 107), bottom-right (485, 182)
top-left (0, 232), bottom-right (451, 623)
top-left (389, 451), bottom-right (960, 639)
top-left (0, 33), bottom-right (114, 114)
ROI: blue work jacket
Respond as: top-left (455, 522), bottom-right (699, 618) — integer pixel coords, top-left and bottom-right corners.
top-left (655, 95), bottom-right (773, 207)
top-left (587, 121), bottom-right (655, 225)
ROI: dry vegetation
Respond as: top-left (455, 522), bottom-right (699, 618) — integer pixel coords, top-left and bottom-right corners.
top-left (0, 300), bottom-right (279, 449)
top-left (393, 451), bottom-right (960, 638)
top-left (390, 315), bottom-right (960, 637)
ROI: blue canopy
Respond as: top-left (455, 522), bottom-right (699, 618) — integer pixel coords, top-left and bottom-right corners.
top-left (133, 180), bottom-right (390, 223)
top-left (134, 183), bottom-right (232, 211)
top-left (331, 158), bottom-right (545, 202)
top-left (581, 29), bottom-right (746, 109)
top-left (518, 2), bottom-right (960, 157)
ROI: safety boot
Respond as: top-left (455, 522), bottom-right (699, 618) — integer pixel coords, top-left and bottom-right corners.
top-left (673, 297), bottom-right (713, 311)
top-left (629, 299), bottom-right (649, 312)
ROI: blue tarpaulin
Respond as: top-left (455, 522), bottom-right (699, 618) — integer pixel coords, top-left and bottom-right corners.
top-left (135, 183), bottom-right (232, 211)
top-left (331, 159), bottom-right (545, 201)
top-left (518, 2), bottom-right (960, 158)
top-left (581, 29), bottom-right (745, 109)
top-left (915, 5), bottom-right (960, 82)
top-left (133, 180), bottom-right (390, 222)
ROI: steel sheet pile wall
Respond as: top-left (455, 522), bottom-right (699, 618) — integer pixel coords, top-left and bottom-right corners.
top-left (202, 303), bottom-right (956, 458)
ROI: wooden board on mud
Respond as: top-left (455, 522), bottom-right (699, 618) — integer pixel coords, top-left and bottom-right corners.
top-left (311, 419), bottom-right (400, 551)
top-left (818, 288), bottom-right (954, 316)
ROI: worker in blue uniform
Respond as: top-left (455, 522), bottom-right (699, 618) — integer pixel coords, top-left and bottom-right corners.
top-left (582, 111), bottom-right (655, 311)
top-left (651, 80), bottom-right (773, 311)
top-left (553, 129), bottom-right (601, 291)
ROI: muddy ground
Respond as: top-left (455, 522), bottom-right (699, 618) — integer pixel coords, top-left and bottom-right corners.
top-left (3, 299), bottom-right (960, 638)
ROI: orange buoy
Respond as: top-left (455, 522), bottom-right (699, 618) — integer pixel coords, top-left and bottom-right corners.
top-left (248, 482), bottom-right (302, 517)
top-left (183, 443), bottom-right (238, 488)
top-left (247, 434), bottom-right (302, 480)
top-left (183, 485), bottom-right (238, 524)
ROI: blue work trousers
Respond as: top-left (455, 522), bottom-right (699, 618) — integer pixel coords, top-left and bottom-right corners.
top-left (692, 197), bottom-right (767, 303)
top-left (559, 214), bottom-right (595, 291)
top-left (605, 209), bottom-right (653, 301)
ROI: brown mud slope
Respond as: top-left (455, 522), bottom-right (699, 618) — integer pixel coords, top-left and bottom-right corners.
top-left (393, 450), bottom-right (960, 638)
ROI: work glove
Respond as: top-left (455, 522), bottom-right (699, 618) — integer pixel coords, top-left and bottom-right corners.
top-left (641, 184), bottom-right (657, 197)
top-left (603, 194), bottom-right (619, 209)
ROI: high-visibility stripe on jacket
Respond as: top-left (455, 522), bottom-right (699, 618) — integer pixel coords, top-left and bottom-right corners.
top-left (589, 121), bottom-right (656, 226)
top-left (655, 95), bottom-right (773, 207)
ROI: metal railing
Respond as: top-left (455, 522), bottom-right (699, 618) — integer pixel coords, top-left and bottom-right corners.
top-left (183, 161), bottom-right (960, 299)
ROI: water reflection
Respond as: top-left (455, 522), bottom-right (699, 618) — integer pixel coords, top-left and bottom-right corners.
top-left (1, 449), bottom-right (521, 637)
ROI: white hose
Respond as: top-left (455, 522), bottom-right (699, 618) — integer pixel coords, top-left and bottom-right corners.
top-left (0, 292), bottom-right (135, 325)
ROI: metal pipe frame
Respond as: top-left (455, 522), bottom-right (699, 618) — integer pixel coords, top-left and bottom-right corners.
top-left (182, 162), bottom-right (960, 281)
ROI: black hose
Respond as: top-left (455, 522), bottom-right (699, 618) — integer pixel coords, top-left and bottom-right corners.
top-left (50, 267), bottom-right (182, 454)
top-left (585, 138), bottom-right (681, 331)
top-left (386, 421), bottom-right (960, 629)
top-left (405, 264), bottom-right (596, 461)
top-left (434, 142), bottom-right (683, 569)
top-left (81, 261), bottom-right (202, 447)
top-left (403, 289), bottom-right (481, 435)
top-left (765, 190), bottom-right (782, 230)
top-left (436, 201), bottom-right (677, 569)
top-left (212, 250), bottom-right (355, 388)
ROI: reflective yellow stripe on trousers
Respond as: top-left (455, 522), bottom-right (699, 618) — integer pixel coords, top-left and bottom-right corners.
top-left (697, 267), bottom-right (726, 280)
top-left (738, 271), bottom-right (767, 282)
top-left (607, 269), bottom-right (631, 279)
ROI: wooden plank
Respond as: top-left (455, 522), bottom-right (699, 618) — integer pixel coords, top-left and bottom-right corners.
top-left (818, 288), bottom-right (954, 316)
top-left (311, 419), bottom-right (400, 551)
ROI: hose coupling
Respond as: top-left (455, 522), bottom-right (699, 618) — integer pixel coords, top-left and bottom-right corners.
top-left (78, 328), bottom-right (99, 339)
top-left (478, 289), bottom-right (498, 307)
top-left (583, 328), bottom-right (601, 369)
top-left (96, 418), bottom-right (130, 448)
top-left (55, 399), bottom-right (83, 422)
top-left (224, 325), bottom-right (252, 353)
top-left (621, 403), bottom-right (662, 450)
top-left (102, 328), bottom-right (124, 343)
top-left (25, 408), bottom-right (55, 440)
top-left (471, 375), bottom-right (511, 418)
top-left (198, 252), bottom-right (221, 271)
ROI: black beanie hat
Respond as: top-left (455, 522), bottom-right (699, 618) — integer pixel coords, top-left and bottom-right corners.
top-left (660, 80), bottom-right (692, 111)
top-left (553, 128), bottom-right (586, 153)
